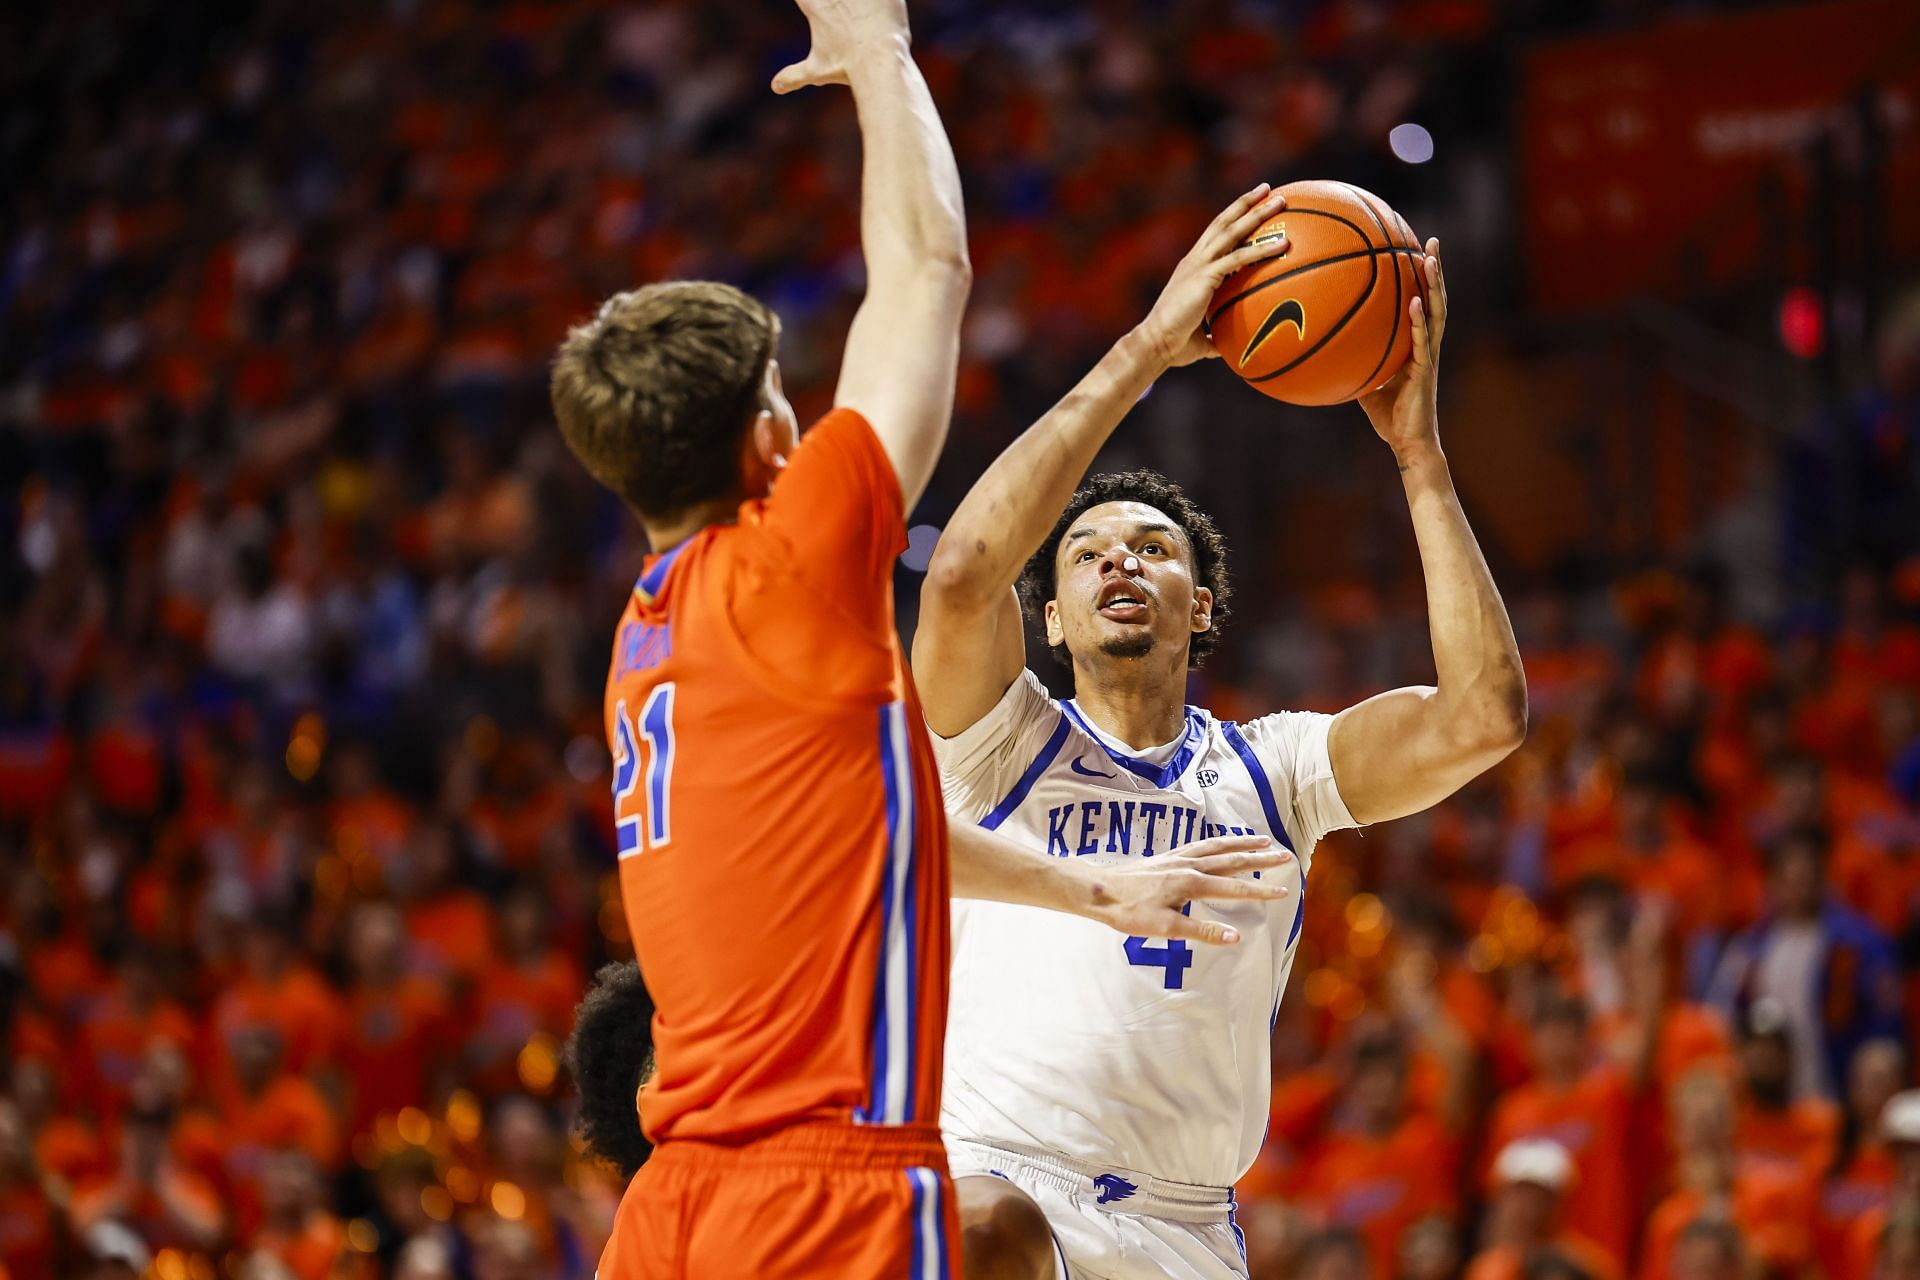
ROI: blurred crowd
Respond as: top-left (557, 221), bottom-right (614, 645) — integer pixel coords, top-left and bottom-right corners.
top-left (5, 0), bottom-right (1920, 1278)
top-left (1229, 556), bottom-right (1920, 1280)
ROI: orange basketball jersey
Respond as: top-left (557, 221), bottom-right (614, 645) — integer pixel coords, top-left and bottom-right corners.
top-left (602, 408), bottom-right (951, 1144)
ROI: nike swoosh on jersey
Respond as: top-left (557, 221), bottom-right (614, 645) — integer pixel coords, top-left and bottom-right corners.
top-left (1069, 757), bottom-right (1116, 779)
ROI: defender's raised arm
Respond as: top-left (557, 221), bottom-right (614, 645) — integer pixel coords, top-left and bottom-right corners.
top-left (774, 0), bottom-right (970, 510)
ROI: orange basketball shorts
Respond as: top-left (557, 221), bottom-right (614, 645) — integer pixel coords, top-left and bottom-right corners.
top-left (597, 1121), bottom-right (960, 1279)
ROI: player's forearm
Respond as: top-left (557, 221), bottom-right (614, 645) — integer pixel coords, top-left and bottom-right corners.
top-left (845, 40), bottom-right (969, 283)
top-left (949, 821), bottom-right (1102, 915)
top-left (1397, 439), bottom-right (1527, 753)
top-left (925, 330), bottom-right (1162, 603)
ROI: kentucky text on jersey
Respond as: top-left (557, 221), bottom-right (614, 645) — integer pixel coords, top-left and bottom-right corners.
top-left (1043, 802), bottom-right (1260, 858)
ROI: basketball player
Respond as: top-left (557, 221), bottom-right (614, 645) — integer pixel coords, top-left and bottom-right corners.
top-left (550, 4), bottom-right (1294, 1275)
top-left (912, 191), bottom-right (1528, 1280)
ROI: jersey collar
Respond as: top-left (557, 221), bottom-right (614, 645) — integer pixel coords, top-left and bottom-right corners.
top-left (634, 536), bottom-right (694, 605)
top-left (1062, 700), bottom-right (1209, 789)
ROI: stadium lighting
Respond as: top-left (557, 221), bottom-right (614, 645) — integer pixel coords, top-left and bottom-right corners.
top-left (1390, 123), bottom-right (1435, 164)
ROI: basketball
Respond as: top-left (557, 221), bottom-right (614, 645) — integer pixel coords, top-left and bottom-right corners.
top-left (1206, 180), bottom-right (1426, 406)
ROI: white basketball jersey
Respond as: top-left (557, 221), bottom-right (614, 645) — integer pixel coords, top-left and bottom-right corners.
top-left (933, 669), bottom-right (1357, 1188)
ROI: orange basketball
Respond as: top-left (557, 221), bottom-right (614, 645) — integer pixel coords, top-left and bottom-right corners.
top-left (1206, 180), bottom-right (1425, 406)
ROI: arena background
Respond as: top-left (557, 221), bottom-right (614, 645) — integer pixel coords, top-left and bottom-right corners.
top-left (3, 1), bottom-right (1919, 1277)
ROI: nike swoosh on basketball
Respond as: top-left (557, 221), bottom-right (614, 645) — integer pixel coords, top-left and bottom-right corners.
top-left (1070, 757), bottom-right (1116, 779)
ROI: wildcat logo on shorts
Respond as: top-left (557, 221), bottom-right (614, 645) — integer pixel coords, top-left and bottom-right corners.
top-left (1091, 1173), bottom-right (1138, 1205)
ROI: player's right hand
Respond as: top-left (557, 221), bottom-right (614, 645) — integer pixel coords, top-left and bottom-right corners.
top-left (1080, 834), bottom-right (1294, 946)
top-left (1133, 185), bottom-right (1291, 369)
top-left (772, 0), bottom-right (911, 95)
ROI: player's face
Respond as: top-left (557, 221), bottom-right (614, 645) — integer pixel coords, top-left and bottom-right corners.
top-left (1045, 500), bottom-right (1212, 675)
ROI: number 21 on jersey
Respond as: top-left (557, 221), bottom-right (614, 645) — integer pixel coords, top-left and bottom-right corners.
top-left (612, 684), bottom-right (676, 856)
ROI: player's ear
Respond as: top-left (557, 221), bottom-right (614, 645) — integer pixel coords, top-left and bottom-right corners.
top-left (1191, 587), bottom-right (1214, 634)
top-left (1044, 600), bottom-right (1064, 649)
top-left (748, 411), bottom-right (787, 473)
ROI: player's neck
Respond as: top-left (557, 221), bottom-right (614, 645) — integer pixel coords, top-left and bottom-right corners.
top-left (1069, 665), bottom-right (1188, 753)
top-left (642, 498), bottom-right (742, 553)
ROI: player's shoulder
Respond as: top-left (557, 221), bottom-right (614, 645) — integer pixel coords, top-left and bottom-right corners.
top-left (1212, 705), bottom-right (1326, 763)
top-left (935, 668), bottom-right (1062, 749)
top-left (927, 668), bottom-right (1071, 812)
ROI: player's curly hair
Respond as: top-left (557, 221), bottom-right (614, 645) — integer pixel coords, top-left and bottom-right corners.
top-left (564, 962), bottom-right (656, 1180)
top-left (551, 282), bottom-right (776, 520)
top-left (1019, 470), bottom-right (1232, 669)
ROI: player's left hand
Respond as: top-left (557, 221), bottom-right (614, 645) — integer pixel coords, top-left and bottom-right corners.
top-left (1356, 239), bottom-right (1447, 455)
top-left (1080, 834), bottom-right (1294, 945)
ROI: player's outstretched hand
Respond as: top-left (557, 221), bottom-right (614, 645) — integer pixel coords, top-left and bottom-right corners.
top-left (1081, 834), bottom-right (1294, 946)
top-left (1356, 238), bottom-right (1448, 453)
top-left (771, 0), bottom-right (911, 94)
top-left (1134, 184), bottom-right (1291, 370)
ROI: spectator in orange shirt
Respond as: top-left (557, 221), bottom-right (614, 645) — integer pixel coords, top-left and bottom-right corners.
top-left (1731, 1000), bottom-right (1840, 1184)
top-left (1520, 588), bottom-right (1616, 722)
top-left (69, 1088), bottom-right (223, 1254)
top-left (1556, 772), bottom-right (1744, 943)
top-left (1822, 1039), bottom-right (1906, 1274)
top-left (1637, 564), bottom-right (1774, 720)
top-left (1485, 992), bottom-right (1637, 1270)
top-left (133, 1043), bottom-right (227, 1208)
top-left (215, 1026), bottom-right (342, 1241)
top-left (340, 900), bottom-right (450, 1138)
top-left (21, 889), bottom-right (114, 1026)
top-left (398, 822), bottom-right (493, 985)
top-left (325, 742), bottom-right (415, 874)
top-left (13, 1057), bottom-right (106, 1189)
top-left (246, 1149), bottom-right (347, 1280)
top-left (462, 886), bottom-right (582, 1097)
top-left (78, 945), bottom-right (199, 1123)
top-left (1296, 1030), bottom-right (1459, 1275)
top-left (210, 912), bottom-right (344, 1093)
top-left (1641, 1071), bottom-right (1817, 1280)
top-left (1467, 1139), bottom-right (1620, 1280)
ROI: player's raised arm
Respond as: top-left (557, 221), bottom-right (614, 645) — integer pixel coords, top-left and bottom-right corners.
top-left (913, 187), bottom-right (1290, 736)
top-left (1326, 244), bottom-right (1528, 824)
top-left (772, 0), bottom-right (969, 511)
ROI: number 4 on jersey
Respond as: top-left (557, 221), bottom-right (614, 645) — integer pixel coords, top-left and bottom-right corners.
top-left (612, 684), bottom-right (676, 856)
top-left (1124, 903), bottom-right (1194, 990)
